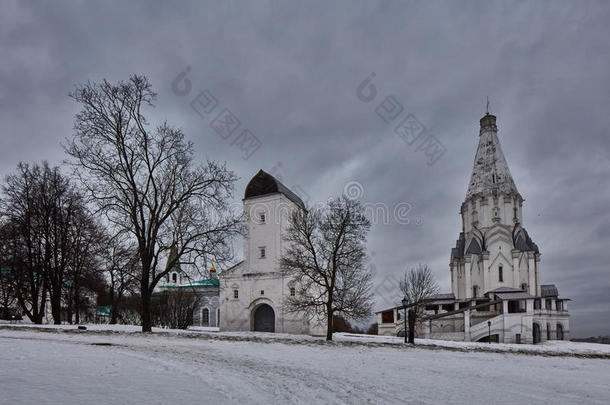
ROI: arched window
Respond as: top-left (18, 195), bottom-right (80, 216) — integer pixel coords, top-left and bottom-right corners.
top-left (498, 265), bottom-right (503, 282)
top-left (557, 323), bottom-right (564, 340)
top-left (472, 285), bottom-right (478, 297)
top-left (201, 308), bottom-right (210, 326)
top-left (521, 283), bottom-right (527, 292)
top-left (546, 323), bottom-right (551, 340)
top-left (172, 273), bottom-right (177, 283)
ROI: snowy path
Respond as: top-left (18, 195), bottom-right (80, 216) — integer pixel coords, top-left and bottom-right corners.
top-left (1, 329), bottom-right (609, 404)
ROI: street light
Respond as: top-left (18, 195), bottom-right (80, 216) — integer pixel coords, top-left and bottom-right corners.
top-left (402, 297), bottom-right (408, 344)
top-left (487, 320), bottom-right (491, 344)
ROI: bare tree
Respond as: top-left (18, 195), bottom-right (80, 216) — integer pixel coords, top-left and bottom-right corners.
top-left (0, 227), bottom-right (17, 316)
top-left (2, 162), bottom-right (90, 324)
top-left (1, 164), bottom-right (48, 323)
top-left (65, 75), bottom-right (241, 332)
top-left (101, 235), bottom-right (140, 324)
top-left (281, 196), bottom-right (374, 341)
top-left (153, 288), bottom-right (200, 329)
top-left (37, 165), bottom-right (88, 324)
top-left (63, 209), bottom-right (105, 324)
top-left (399, 264), bottom-right (439, 332)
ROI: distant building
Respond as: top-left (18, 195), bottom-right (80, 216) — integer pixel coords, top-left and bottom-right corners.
top-left (154, 248), bottom-right (220, 327)
top-left (378, 111), bottom-right (570, 344)
top-left (219, 170), bottom-right (326, 335)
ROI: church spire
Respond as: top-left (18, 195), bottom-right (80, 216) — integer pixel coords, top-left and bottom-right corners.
top-left (465, 112), bottom-right (519, 200)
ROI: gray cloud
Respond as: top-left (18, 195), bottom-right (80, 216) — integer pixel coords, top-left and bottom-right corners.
top-left (1, 0), bottom-right (609, 337)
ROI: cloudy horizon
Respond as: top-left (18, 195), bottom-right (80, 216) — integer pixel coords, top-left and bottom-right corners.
top-left (1, 1), bottom-right (609, 337)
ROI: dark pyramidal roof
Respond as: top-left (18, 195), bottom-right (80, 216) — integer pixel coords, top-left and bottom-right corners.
top-left (244, 170), bottom-right (305, 208)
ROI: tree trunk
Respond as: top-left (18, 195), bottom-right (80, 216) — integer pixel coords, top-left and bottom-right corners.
top-left (141, 288), bottom-right (152, 332)
top-left (110, 297), bottom-right (118, 325)
top-left (74, 306), bottom-right (79, 324)
top-left (408, 309), bottom-right (416, 344)
top-left (66, 305), bottom-right (73, 325)
top-left (74, 288), bottom-right (80, 324)
top-left (51, 290), bottom-right (62, 324)
top-left (326, 306), bottom-right (333, 341)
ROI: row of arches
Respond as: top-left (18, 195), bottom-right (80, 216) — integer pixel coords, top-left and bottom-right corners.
top-left (533, 322), bottom-right (564, 344)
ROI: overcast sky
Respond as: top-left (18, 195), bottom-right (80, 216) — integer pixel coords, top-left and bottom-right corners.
top-left (1, 1), bottom-right (609, 337)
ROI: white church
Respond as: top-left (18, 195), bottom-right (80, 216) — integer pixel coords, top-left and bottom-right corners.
top-left (377, 111), bottom-right (570, 344)
top-left (219, 170), bottom-right (326, 335)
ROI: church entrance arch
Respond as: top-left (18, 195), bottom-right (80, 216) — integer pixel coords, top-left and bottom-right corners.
top-left (533, 323), bottom-right (541, 344)
top-left (253, 304), bottom-right (275, 332)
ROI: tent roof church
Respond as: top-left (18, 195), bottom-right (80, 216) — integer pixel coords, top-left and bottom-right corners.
top-left (377, 105), bottom-right (570, 344)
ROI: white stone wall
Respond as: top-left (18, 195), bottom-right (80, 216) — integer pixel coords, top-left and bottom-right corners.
top-left (220, 193), bottom-right (326, 335)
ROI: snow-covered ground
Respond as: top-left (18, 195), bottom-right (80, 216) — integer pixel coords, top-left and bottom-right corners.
top-left (1, 325), bottom-right (609, 404)
top-left (2, 321), bottom-right (610, 357)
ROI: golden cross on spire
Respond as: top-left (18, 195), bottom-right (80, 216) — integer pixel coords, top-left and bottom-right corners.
top-left (486, 96), bottom-right (490, 115)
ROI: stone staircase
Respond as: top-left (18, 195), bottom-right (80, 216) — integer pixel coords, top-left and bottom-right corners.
top-left (469, 313), bottom-right (503, 342)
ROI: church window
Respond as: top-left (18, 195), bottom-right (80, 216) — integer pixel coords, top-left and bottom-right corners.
top-left (290, 286), bottom-right (296, 296)
top-left (233, 289), bottom-right (239, 299)
top-left (521, 283), bottom-right (527, 291)
top-left (259, 247), bottom-right (266, 258)
top-left (498, 265), bottom-right (503, 282)
top-left (472, 285), bottom-right (478, 297)
top-left (202, 308), bottom-right (210, 326)
top-left (172, 273), bottom-right (177, 283)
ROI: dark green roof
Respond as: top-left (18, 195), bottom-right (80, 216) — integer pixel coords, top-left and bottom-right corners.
top-left (96, 305), bottom-right (111, 316)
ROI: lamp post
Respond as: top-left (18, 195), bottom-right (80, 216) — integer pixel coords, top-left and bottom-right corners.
top-left (487, 320), bottom-right (491, 344)
top-left (402, 297), bottom-right (408, 344)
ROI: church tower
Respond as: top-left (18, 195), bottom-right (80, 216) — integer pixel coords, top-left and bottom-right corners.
top-left (450, 110), bottom-right (541, 299)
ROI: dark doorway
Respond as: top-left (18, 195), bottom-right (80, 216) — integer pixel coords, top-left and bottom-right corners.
top-left (253, 304), bottom-right (275, 332)
top-left (557, 323), bottom-right (564, 340)
top-left (533, 323), bottom-right (541, 344)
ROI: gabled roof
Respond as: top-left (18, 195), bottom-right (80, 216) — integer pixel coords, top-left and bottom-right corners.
top-left (465, 238), bottom-right (482, 255)
top-left (541, 284), bottom-right (558, 297)
top-left (451, 233), bottom-right (466, 260)
top-left (512, 225), bottom-right (540, 253)
top-left (245, 170), bottom-right (305, 208)
top-left (494, 291), bottom-right (536, 300)
top-left (221, 260), bottom-right (244, 275)
top-left (487, 287), bottom-right (535, 300)
top-left (426, 293), bottom-right (456, 301)
top-left (488, 287), bottom-right (523, 293)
